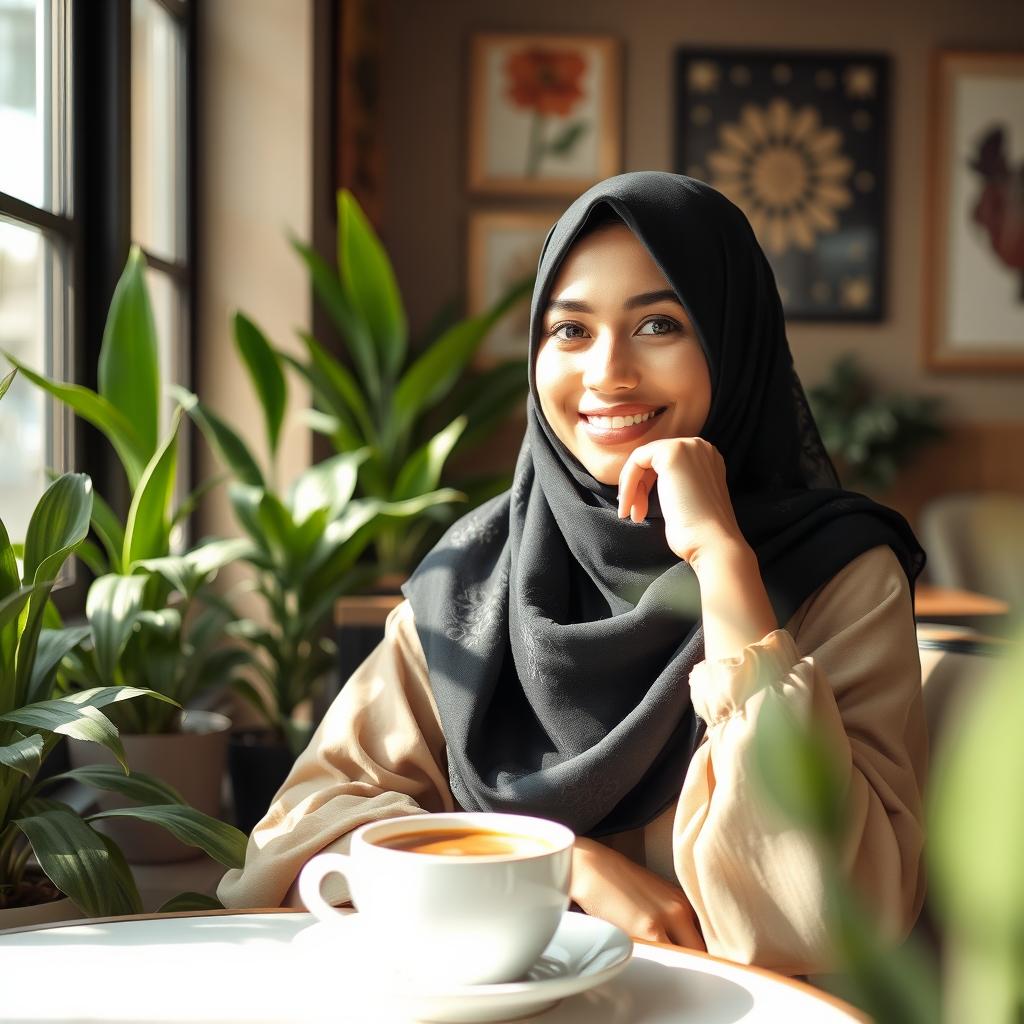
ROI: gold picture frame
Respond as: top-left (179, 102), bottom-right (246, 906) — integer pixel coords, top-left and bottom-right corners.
top-left (467, 32), bottom-right (622, 196)
top-left (467, 209), bottom-right (559, 367)
top-left (922, 50), bottom-right (1024, 372)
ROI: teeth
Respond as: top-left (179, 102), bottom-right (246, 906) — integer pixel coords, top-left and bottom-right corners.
top-left (585, 409), bottom-right (658, 428)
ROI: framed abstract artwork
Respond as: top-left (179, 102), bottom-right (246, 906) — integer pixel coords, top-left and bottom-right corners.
top-left (468, 33), bottom-right (622, 196)
top-left (922, 51), bottom-right (1024, 372)
top-left (467, 210), bottom-right (556, 366)
top-left (674, 48), bottom-right (888, 321)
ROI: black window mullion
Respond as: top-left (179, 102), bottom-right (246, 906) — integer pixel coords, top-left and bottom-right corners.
top-left (0, 192), bottom-right (74, 240)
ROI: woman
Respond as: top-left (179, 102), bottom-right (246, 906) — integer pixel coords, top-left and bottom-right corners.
top-left (217, 172), bottom-right (928, 976)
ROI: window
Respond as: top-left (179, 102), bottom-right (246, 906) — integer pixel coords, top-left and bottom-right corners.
top-left (0, 0), bottom-right (194, 571)
top-left (0, 0), bottom-right (73, 545)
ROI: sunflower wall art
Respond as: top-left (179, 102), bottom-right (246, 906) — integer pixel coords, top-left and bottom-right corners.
top-left (674, 49), bottom-right (889, 321)
top-left (468, 33), bottom-right (622, 195)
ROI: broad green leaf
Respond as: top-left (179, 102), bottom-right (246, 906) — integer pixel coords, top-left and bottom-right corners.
top-left (170, 472), bottom-right (229, 530)
top-left (231, 677), bottom-right (275, 727)
top-left (87, 573), bottom-right (148, 683)
top-left (159, 891), bottom-right (224, 913)
top-left (235, 311), bottom-right (286, 458)
top-left (227, 484), bottom-right (266, 549)
top-left (0, 366), bottom-right (15, 400)
top-left (3, 702), bottom-right (128, 771)
top-left (90, 805), bottom-right (246, 868)
top-left (296, 331), bottom-right (374, 439)
top-left (391, 274), bottom-right (532, 438)
top-left (0, 582), bottom-right (33, 634)
top-left (380, 489), bottom-right (467, 519)
top-left (291, 237), bottom-right (379, 403)
top-left (15, 474), bottom-right (93, 708)
top-left (288, 448), bottom-right (370, 523)
top-left (47, 684), bottom-right (177, 712)
top-left (173, 386), bottom-right (264, 487)
top-left (97, 831), bottom-right (145, 915)
top-left (447, 359), bottom-right (529, 454)
top-left (40, 764), bottom-right (185, 805)
top-left (75, 538), bottom-right (108, 577)
top-left (0, 517), bottom-right (18, 601)
top-left (3, 353), bottom-right (148, 489)
top-left (0, 732), bottom-right (44, 779)
top-left (929, 638), bottom-right (1024, 948)
top-left (136, 538), bottom-right (253, 597)
top-left (256, 492), bottom-right (298, 569)
top-left (338, 189), bottom-right (407, 381)
top-left (23, 472), bottom-right (93, 583)
top-left (16, 807), bottom-right (142, 917)
top-left (98, 245), bottom-right (160, 460)
top-left (91, 489), bottom-right (126, 575)
top-left (27, 625), bottom-right (92, 705)
top-left (392, 416), bottom-right (467, 501)
top-left (123, 408), bottom-right (180, 566)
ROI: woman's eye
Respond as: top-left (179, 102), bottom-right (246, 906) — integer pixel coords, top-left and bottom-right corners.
top-left (636, 317), bottom-right (679, 336)
top-left (548, 322), bottom-right (588, 342)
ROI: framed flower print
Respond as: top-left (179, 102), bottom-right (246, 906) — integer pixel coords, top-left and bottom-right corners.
top-left (674, 48), bottom-right (889, 322)
top-left (468, 33), bottom-right (622, 196)
top-left (467, 210), bottom-right (556, 366)
top-left (922, 51), bottom-right (1024, 372)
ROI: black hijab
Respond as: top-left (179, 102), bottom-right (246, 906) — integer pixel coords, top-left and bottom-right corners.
top-left (401, 171), bottom-right (924, 837)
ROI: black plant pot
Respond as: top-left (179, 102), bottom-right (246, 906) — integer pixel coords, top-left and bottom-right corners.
top-left (228, 729), bottom-right (296, 835)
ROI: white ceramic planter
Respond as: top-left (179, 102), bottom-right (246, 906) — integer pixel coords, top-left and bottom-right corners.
top-left (68, 709), bottom-right (231, 865)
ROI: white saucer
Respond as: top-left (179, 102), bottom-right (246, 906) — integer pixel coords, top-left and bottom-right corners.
top-left (292, 910), bottom-right (633, 1022)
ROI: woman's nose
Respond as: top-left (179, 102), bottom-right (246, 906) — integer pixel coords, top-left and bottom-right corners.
top-left (581, 330), bottom-right (639, 392)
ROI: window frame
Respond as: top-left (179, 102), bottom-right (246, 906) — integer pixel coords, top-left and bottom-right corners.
top-left (0, 0), bottom-right (197, 614)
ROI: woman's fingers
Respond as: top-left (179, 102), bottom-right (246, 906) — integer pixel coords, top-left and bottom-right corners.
top-left (617, 447), bottom-right (656, 518)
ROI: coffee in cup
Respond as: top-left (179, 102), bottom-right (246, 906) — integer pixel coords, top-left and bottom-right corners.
top-left (298, 811), bottom-right (575, 987)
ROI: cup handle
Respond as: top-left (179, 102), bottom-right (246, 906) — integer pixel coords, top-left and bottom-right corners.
top-left (298, 852), bottom-right (355, 924)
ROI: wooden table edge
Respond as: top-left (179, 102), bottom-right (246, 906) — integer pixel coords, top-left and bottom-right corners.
top-left (2, 907), bottom-right (871, 1020)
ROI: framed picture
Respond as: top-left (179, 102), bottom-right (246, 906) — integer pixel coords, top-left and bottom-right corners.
top-left (468, 210), bottom-right (557, 366)
top-left (922, 51), bottom-right (1024, 372)
top-left (468, 33), bottom-right (622, 196)
top-left (674, 48), bottom-right (888, 321)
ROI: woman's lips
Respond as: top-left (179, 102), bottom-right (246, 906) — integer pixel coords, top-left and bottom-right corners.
top-left (577, 406), bottom-right (667, 445)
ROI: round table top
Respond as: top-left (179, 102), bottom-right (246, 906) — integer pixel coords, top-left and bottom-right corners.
top-left (0, 908), bottom-right (867, 1023)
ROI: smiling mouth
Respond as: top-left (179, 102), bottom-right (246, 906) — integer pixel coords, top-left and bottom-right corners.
top-left (578, 406), bottom-right (667, 429)
top-left (576, 406), bottom-right (668, 445)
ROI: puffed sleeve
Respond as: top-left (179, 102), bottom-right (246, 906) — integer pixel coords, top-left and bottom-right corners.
top-left (216, 599), bottom-right (456, 910)
top-left (672, 544), bottom-right (928, 976)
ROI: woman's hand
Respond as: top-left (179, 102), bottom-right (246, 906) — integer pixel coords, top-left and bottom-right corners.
top-left (570, 837), bottom-right (706, 949)
top-left (616, 437), bottom-right (741, 569)
top-left (616, 436), bottom-right (779, 662)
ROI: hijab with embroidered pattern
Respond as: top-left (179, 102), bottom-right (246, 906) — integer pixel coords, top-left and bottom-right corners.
top-left (401, 171), bottom-right (924, 838)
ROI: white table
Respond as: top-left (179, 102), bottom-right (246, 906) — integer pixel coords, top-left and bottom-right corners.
top-left (0, 910), bottom-right (867, 1023)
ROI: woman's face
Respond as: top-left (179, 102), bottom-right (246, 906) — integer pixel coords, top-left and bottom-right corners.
top-left (535, 223), bottom-right (712, 485)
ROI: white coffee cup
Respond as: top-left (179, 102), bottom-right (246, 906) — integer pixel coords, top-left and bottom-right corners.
top-left (298, 811), bottom-right (575, 987)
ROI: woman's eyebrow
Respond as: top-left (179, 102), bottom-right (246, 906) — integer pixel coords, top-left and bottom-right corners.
top-left (546, 289), bottom-right (681, 314)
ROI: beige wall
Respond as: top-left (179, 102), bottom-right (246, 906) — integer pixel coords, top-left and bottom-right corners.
top-left (376, 0), bottom-right (1024, 422)
top-left (197, 0), bottom-right (313, 541)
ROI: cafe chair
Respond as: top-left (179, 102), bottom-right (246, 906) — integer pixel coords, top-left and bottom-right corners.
top-left (919, 492), bottom-right (1024, 612)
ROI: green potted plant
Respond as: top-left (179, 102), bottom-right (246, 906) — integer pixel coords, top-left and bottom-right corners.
top-left (0, 370), bottom-right (245, 928)
top-left (807, 353), bottom-right (946, 492)
top-left (287, 188), bottom-right (534, 580)
top-left (177, 312), bottom-right (465, 831)
top-left (5, 249), bottom-right (247, 863)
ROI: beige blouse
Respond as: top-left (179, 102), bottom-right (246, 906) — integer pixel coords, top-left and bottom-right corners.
top-left (217, 543), bottom-right (928, 977)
